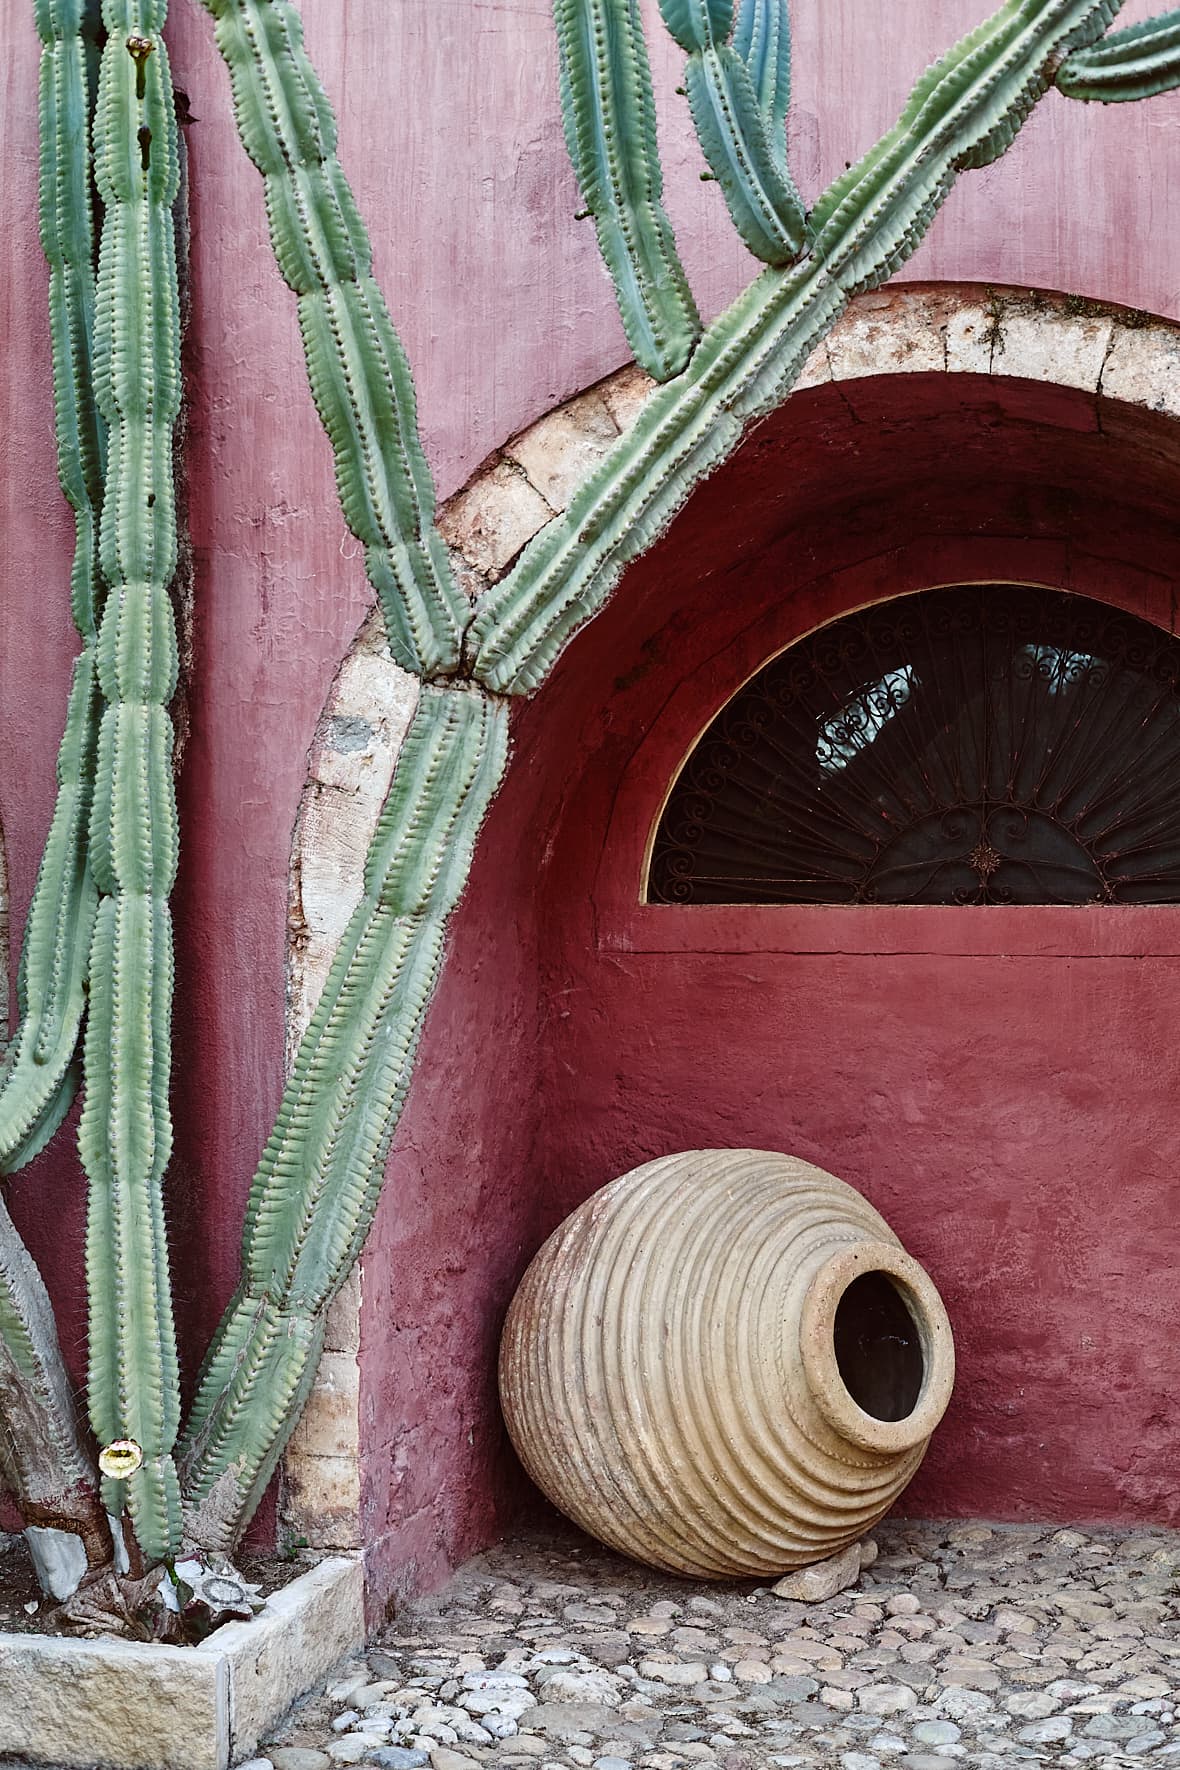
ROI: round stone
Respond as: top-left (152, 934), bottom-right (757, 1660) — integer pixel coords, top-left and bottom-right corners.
top-left (912, 1721), bottom-right (961, 1746)
top-left (1017, 1716), bottom-right (1073, 1743)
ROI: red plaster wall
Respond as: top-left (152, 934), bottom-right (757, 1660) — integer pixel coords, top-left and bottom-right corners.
top-left (386, 369), bottom-right (1180, 1579)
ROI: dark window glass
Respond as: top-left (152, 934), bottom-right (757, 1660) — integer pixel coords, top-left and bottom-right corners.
top-left (647, 585), bottom-right (1180, 906)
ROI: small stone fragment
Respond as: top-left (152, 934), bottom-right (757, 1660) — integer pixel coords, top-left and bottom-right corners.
top-left (1018, 1716), bottom-right (1073, 1742)
top-left (271, 1753), bottom-right (332, 1770)
top-left (637, 1659), bottom-right (709, 1685)
top-left (367, 1753), bottom-right (430, 1770)
top-left (911, 1721), bottom-right (961, 1747)
top-left (732, 1660), bottom-right (772, 1683)
top-left (771, 1544), bottom-right (863, 1604)
top-left (856, 1683), bottom-right (918, 1715)
top-left (541, 1671), bottom-right (624, 1707)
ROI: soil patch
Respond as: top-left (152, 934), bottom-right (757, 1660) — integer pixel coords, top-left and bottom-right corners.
top-left (0, 1532), bottom-right (310, 1636)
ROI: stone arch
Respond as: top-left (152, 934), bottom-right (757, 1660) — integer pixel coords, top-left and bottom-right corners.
top-left (280, 282), bottom-right (1180, 1548)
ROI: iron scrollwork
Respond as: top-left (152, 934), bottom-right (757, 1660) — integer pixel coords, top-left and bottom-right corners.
top-left (648, 585), bottom-right (1180, 907)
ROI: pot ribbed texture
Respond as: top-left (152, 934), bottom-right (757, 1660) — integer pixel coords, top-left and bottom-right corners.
top-left (500, 1149), bottom-right (955, 1578)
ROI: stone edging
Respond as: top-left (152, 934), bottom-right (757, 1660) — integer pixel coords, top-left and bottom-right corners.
top-left (280, 283), bottom-right (1180, 1552)
top-left (0, 1555), bottom-right (364, 1770)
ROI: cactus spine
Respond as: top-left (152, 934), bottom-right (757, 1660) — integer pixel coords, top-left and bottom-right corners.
top-left (0, 0), bottom-right (106, 1174)
top-left (80, 0), bottom-right (184, 1564)
top-left (554, 0), bottom-right (701, 381)
top-left (196, 0), bottom-right (466, 678)
top-left (180, 687), bottom-right (508, 1547)
top-left (1057, 9), bottom-right (1180, 99)
top-left (658, 0), bottom-right (806, 263)
top-left (468, 0), bottom-right (1122, 696)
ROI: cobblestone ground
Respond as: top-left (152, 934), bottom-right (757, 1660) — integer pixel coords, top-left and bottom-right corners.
top-left (258, 1521), bottom-right (1180, 1770)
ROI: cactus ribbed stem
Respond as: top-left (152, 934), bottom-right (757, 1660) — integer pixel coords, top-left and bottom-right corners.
top-left (658, 0), bottom-right (806, 264)
top-left (196, 0), bottom-right (464, 679)
top-left (179, 686), bottom-right (508, 1549)
top-left (1057, 9), bottom-right (1180, 100)
top-left (554, 0), bottom-right (701, 380)
top-left (734, 0), bottom-right (793, 169)
top-left (469, 0), bottom-right (1122, 696)
top-left (79, 0), bottom-right (183, 1565)
top-left (0, 0), bottom-right (107, 1175)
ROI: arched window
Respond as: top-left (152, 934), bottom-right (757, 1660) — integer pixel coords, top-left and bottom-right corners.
top-left (647, 585), bottom-right (1180, 907)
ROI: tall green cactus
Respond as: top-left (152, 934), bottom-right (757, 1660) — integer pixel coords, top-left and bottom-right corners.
top-left (469, 0), bottom-right (1121, 695)
top-left (196, 0), bottom-right (466, 678)
top-left (79, 0), bottom-right (185, 1565)
top-left (180, 686), bottom-right (508, 1548)
top-left (554, 0), bottom-right (701, 381)
top-left (0, 0), bottom-right (106, 1175)
top-left (0, 0), bottom-right (111, 1594)
top-left (1057, 9), bottom-right (1180, 98)
top-left (658, 0), bottom-right (806, 263)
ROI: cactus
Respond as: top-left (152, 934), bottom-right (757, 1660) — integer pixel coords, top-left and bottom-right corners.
top-left (735, 0), bottom-right (793, 167)
top-left (658, 0), bottom-right (806, 263)
top-left (195, 0), bottom-right (465, 678)
top-left (469, 0), bottom-right (1122, 696)
top-left (1057, 10), bottom-right (1180, 99)
top-left (0, 0), bottom-right (106, 1175)
top-left (553, 0), bottom-right (701, 380)
top-left (180, 686), bottom-right (508, 1548)
top-left (78, 0), bottom-right (185, 1565)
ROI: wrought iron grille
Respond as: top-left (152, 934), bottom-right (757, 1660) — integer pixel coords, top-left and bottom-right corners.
top-left (647, 585), bottom-right (1180, 906)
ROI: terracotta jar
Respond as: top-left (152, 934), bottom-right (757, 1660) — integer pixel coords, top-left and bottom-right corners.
top-left (499, 1149), bottom-right (955, 1578)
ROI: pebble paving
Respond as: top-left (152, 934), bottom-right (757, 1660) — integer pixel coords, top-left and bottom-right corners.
top-left (255, 1521), bottom-right (1180, 1770)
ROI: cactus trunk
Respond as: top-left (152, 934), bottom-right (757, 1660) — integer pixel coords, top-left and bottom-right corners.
top-left (180, 686), bottom-right (508, 1549)
top-left (0, 1196), bottom-right (111, 1589)
top-left (0, 0), bottom-right (107, 1174)
top-left (79, 0), bottom-right (184, 1565)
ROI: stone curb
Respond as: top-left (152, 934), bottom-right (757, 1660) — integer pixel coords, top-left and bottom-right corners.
top-left (0, 1555), bottom-right (364, 1770)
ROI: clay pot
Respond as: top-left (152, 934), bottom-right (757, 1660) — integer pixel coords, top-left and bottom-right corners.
top-left (499, 1149), bottom-right (954, 1578)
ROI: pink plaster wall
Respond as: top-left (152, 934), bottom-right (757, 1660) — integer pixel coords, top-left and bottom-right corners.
top-left (2, 0), bottom-right (1180, 1586)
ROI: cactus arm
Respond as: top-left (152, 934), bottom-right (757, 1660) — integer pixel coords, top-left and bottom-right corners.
top-left (194, 0), bottom-right (463, 679)
top-left (468, 0), bottom-right (1122, 695)
top-left (0, 0), bottom-right (107, 1175)
top-left (79, 0), bottom-right (184, 1566)
top-left (1057, 10), bottom-right (1180, 99)
top-left (658, 0), bottom-right (806, 263)
top-left (179, 686), bottom-right (507, 1551)
top-left (554, 0), bottom-right (701, 381)
top-left (735, 0), bottom-right (792, 160)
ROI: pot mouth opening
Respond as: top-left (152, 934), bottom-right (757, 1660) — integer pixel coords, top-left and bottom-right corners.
top-left (833, 1269), bottom-right (925, 1423)
top-left (800, 1240), bottom-right (955, 1454)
